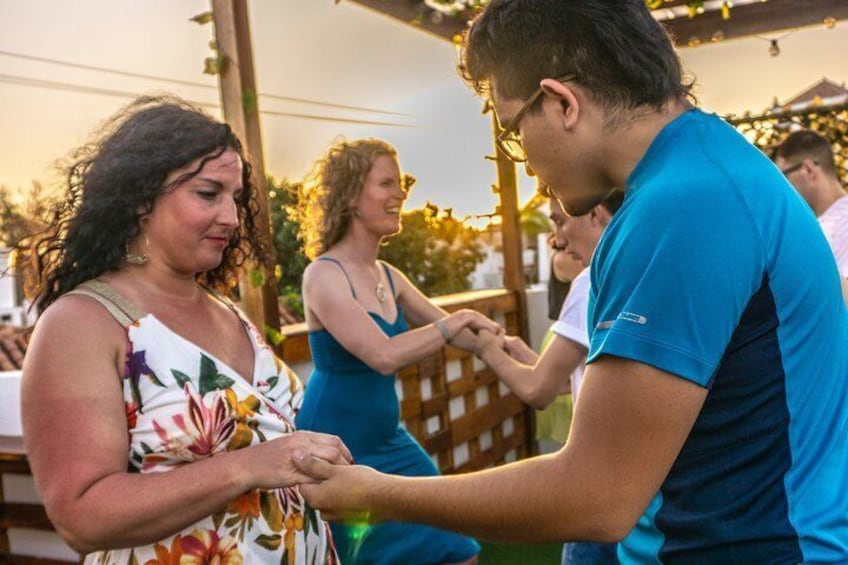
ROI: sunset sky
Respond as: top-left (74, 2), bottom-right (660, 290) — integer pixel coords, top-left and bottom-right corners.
top-left (1, 0), bottom-right (846, 217)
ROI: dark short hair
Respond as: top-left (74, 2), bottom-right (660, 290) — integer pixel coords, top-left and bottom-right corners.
top-left (600, 190), bottom-right (625, 215)
top-left (30, 95), bottom-right (267, 312)
top-left (460, 0), bottom-right (693, 117)
top-left (773, 129), bottom-right (837, 177)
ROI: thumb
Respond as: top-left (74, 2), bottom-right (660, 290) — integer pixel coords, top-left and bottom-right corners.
top-left (293, 451), bottom-right (333, 480)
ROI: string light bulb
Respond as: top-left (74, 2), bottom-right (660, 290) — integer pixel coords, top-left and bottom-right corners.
top-left (768, 39), bottom-right (780, 57)
top-left (824, 17), bottom-right (837, 29)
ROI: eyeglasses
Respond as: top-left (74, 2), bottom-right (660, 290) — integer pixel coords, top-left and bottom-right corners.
top-left (495, 74), bottom-right (577, 163)
top-left (780, 162), bottom-right (804, 176)
top-left (780, 160), bottom-right (816, 176)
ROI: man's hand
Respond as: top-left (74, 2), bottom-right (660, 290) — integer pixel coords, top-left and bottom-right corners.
top-left (294, 453), bottom-right (386, 523)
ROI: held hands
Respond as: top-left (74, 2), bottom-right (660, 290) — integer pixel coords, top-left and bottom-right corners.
top-left (293, 454), bottom-right (383, 523)
top-left (241, 431), bottom-right (353, 490)
top-left (446, 309), bottom-right (504, 341)
top-left (475, 328), bottom-right (506, 357)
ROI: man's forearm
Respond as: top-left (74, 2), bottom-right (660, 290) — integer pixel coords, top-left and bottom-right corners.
top-left (370, 451), bottom-right (624, 543)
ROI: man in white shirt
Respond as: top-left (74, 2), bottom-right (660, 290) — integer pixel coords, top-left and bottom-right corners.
top-left (483, 190), bottom-right (624, 565)
top-left (774, 130), bottom-right (848, 277)
top-left (483, 190), bottom-right (624, 412)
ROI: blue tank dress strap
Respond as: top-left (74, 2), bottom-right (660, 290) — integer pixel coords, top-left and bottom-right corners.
top-left (316, 256), bottom-right (356, 298)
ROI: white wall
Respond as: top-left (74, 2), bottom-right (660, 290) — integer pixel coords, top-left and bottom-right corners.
top-left (679, 20), bottom-right (848, 115)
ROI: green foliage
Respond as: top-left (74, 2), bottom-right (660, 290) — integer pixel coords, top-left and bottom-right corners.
top-left (378, 202), bottom-right (484, 297)
top-left (520, 207), bottom-right (551, 238)
top-left (267, 177), bottom-right (308, 318)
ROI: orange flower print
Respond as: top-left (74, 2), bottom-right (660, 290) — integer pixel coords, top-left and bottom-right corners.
top-left (179, 528), bottom-right (243, 565)
top-left (284, 513), bottom-right (305, 565)
top-left (227, 490), bottom-right (261, 520)
top-left (226, 489), bottom-right (262, 539)
top-left (143, 535), bottom-right (182, 565)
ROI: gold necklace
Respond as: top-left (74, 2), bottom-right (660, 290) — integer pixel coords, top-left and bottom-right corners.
top-left (372, 264), bottom-right (387, 303)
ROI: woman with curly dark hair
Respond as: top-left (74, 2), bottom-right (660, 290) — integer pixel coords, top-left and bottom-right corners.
top-left (295, 138), bottom-right (503, 564)
top-left (21, 95), bottom-right (349, 564)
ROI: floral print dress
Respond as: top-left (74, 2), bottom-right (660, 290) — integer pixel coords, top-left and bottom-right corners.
top-left (71, 280), bottom-right (337, 565)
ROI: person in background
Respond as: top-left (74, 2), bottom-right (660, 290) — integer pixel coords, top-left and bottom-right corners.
top-left (773, 129), bottom-right (848, 303)
top-left (295, 138), bottom-right (502, 564)
top-left (535, 226), bottom-right (585, 452)
top-left (20, 96), bottom-right (350, 564)
top-left (486, 190), bottom-right (623, 565)
top-left (294, 1), bottom-right (848, 562)
top-left (546, 231), bottom-right (584, 322)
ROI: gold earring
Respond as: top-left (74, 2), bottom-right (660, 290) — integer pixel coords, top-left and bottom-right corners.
top-left (125, 235), bottom-right (149, 265)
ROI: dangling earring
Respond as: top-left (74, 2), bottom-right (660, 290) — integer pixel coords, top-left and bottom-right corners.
top-left (125, 235), bottom-right (149, 265)
top-left (352, 207), bottom-right (361, 218)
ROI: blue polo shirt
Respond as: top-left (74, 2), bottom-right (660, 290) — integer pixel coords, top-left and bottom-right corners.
top-left (588, 109), bottom-right (848, 563)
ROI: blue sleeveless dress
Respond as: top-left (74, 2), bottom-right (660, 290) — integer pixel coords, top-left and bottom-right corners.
top-left (296, 259), bottom-right (480, 564)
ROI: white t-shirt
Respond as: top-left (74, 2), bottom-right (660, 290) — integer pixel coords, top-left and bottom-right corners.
top-left (818, 194), bottom-right (848, 277)
top-left (551, 267), bottom-right (590, 402)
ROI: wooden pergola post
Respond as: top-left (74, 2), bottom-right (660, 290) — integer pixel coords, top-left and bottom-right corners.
top-left (211, 0), bottom-right (280, 334)
top-left (491, 113), bottom-right (529, 340)
top-left (491, 113), bottom-right (534, 454)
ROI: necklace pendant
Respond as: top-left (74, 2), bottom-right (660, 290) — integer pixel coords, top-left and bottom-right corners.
top-left (376, 282), bottom-right (386, 303)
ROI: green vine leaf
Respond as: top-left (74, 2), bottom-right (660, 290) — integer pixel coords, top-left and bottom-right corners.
top-left (265, 325), bottom-right (285, 347)
top-left (203, 53), bottom-right (227, 76)
top-left (249, 267), bottom-right (266, 288)
top-left (190, 11), bottom-right (214, 25)
top-left (242, 88), bottom-right (258, 115)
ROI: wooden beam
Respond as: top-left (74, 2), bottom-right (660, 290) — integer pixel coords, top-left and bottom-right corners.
top-left (664, 0), bottom-right (848, 46)
top-left (211, 0), bottom-right (281, 336)
top-left (346, 0), bottom-right (466, 41)
top-left (348, 0), bottom-right (848, 46)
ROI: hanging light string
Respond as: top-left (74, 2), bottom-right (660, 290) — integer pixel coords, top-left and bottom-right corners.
top-left (756, 29), bottom-right (797, 57)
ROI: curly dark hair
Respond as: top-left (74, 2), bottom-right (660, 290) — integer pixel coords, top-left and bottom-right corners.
top-left (29, 95), bottom-right (268, 313)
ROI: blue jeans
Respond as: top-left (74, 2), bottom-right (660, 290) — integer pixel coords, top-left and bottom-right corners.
top-left (561, 542), bottom-right (618, 564)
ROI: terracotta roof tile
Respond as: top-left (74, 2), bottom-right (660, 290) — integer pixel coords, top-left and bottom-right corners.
top-left (0, 325), bottom-right (31, 371)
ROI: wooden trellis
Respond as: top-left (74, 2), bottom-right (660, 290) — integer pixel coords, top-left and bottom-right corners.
top-left (728, 102), bottom-right (848, 184)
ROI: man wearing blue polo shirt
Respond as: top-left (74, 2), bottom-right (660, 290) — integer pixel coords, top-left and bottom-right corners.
top-left (295, 1), bottom-right (848, 561)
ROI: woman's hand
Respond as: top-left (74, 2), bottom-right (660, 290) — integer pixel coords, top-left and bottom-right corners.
top-left (447, 309), bottom-right (504, 339)
top-left (237, 431), bottom-right (353, 490)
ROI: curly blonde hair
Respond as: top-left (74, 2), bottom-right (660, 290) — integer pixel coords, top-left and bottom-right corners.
top-left (298, 138), bottom-right (398, 260)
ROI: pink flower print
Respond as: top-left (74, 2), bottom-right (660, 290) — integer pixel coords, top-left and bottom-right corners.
top-left (179, 529), bottom-right (243, 565)
top-left (174, 384), bottom-right (236, 458)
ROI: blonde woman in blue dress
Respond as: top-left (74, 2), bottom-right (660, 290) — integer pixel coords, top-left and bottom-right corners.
top-left (296, 138), bottom-right (503, 564)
